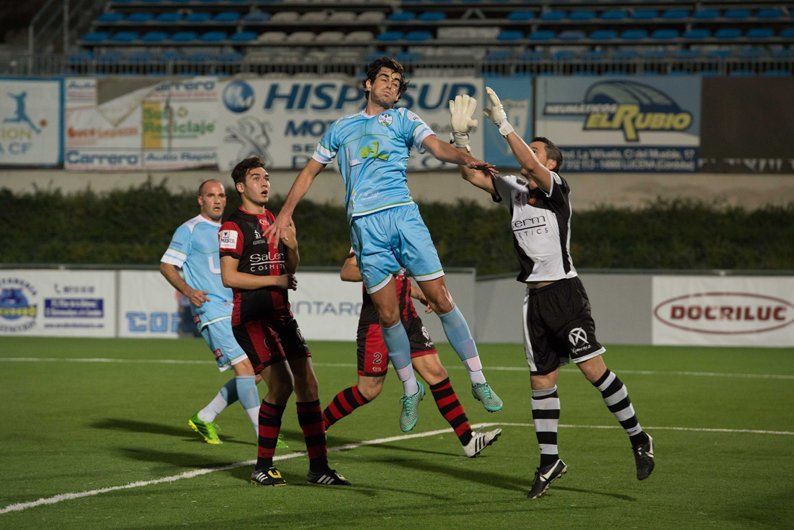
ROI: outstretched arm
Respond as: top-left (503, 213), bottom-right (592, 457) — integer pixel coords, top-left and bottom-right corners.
top-left (264, 158), bottom-right (326, 244)
top-left (448, 93), bottom-right (496, 195)
top-left (422, 135), bottom-right (496, 174)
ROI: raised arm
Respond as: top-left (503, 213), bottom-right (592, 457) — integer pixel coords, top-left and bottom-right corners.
top-left (484, 87), bottom-right (552, 193)
top-left (265, 158), bottom-right (326, 244)
top-left (448, 93), bottom-right (496, 195)
top-left (422, 134), bottom-right (496, 174)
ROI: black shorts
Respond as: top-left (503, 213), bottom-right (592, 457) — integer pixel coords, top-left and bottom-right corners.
top-left (523, 277), bottom-right (604, 375)
top-left (232, 313), bottom-right (311, 374)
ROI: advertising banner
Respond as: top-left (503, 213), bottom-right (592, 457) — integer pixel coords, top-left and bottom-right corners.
top-left (118, 270), bottom-right (192, 338)
top-left (482, 75), bottom-right (532, 168)
top-left (65, 77), bottom-right (217, 170)
top-left (0, 270), bottom-right (115, 337)
top-left (535, 76), bottom-right (701, 172)
top-left (652, 276), bottom-right (793, 347)
top-left (216, 76), bottom-right (483, 172)
top-left (0, 78), bottom-right (62, 166)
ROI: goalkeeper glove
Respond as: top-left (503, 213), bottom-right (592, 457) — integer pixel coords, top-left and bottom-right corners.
top-left (448, 93), bottom-right (478, 149)
top-left (484, 86), bottom-right (515, 137)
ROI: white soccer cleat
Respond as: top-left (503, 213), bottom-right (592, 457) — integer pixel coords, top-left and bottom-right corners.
top-left (463, 428), bottom-right (502, 458)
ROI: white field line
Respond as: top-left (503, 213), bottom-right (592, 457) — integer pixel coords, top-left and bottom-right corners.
top-left (1, 357), bottom-right (793, 380)
top-left (2, 421), bottom-right (792, 515)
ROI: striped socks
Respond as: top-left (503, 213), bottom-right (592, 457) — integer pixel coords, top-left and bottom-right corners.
top-left (322, 386), bottom-right (370, 429)
top-left (430, 378), bottom-right (473, 446)
top-left (593, 369), bottom-right (649, 447)
top-left (256, 400), bottom-right (285, 470)
top-left (297, 400), bottom-right (328, 472)
top-left (531, 386), bottom-right (560, 467)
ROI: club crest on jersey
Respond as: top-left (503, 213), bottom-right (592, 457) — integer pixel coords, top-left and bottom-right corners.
top-left (568, 327), bottom-right (589, 347)
top-left (219, 230), bottom-right (238, 250)
top-left (378, 113), bottom-right (393, 127)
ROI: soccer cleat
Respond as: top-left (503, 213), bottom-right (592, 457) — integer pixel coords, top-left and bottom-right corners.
top-left (251, 466), bottom-right (287, 487)
top-left (188, 413), bottom-right (221, 445)
top-left (276, 434), bottom-right (289, 450)
top-left (399, 381), bottom-right (425, 432)
top-left (633, 434), bottom-right (655, 480)
top-left (472, 382), bottom-right (504, 412)
top-left (528, 458), bottom-right (567, 499)
top-left (463, 428), bottom-right (502, 458)
top-left (307, 468), bottom-right (351, 486)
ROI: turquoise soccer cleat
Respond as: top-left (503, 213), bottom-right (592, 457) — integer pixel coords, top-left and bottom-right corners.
top-left (472, 382), bottom-right (504, 412)
top-left (399, 382), bottom-right (425, 432)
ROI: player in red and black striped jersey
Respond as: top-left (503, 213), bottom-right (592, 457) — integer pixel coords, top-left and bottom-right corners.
top-left (321, 250), bottom-right (501, 458)
top-left (219, 157), bottom-right (349, 487)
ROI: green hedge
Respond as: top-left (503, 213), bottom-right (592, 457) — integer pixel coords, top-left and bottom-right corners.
top-left (1, 182), bottom-right (791, 273)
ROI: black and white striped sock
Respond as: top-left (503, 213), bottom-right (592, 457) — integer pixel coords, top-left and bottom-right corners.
top-left (531, 386), bottom-right (560, 467)
top-left (593, 369), bottom-right (649, 447)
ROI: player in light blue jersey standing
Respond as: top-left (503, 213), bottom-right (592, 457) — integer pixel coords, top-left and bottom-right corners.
top-left (267, 57), bottom-right (503, 432)
top-left (161, 179), bottom-right (290, 445)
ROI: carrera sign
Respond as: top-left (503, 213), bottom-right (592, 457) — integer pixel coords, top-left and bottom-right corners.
top-left (654, 292), bottom-right (791, 335)
top-left (652, 277), bottom-right (793, 347)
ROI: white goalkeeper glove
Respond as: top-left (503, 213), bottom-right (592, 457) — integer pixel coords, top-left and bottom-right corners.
top-left (448, 93), bottom-right (478, 149)
top-left (484, 86), bottom-right (515, 137)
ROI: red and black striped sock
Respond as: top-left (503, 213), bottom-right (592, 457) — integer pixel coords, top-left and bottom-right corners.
top-left (256, 400), bottom-right (285, 470)
top-left (297, 400), bottom-right (328, 472)
top-left (430, 378), bottom-right (473, 446)
top-left (322, 386), bottom-right (370, 430)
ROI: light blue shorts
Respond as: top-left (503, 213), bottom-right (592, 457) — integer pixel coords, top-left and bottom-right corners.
top-left (350, 203), bottom-right (444, 293)
top-left (200, 318), bottom-right (248, 372)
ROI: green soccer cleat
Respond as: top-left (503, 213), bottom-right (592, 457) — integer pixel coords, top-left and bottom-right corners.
top-left (276, 434), bottom-right (289, 450)
top-left (188, 413), bottom-right (222, 445)
top-left (472, 382), bottom-right (504, 412)
top-left (399, 382), bottom-right (425, 432)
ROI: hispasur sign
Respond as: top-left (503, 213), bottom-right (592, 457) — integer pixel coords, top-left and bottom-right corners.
top-left (652, 277), bottom-right (793, 347)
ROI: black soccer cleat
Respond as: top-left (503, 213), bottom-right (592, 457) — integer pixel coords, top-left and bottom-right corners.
top-left (251, 466), bottom-right (287, 487)
top-left (307, 468), bottom-right (351, 486)
top-left (528, 458), bottom-right (567, 499)
top-left (633, 434), bottom-right (655, 480)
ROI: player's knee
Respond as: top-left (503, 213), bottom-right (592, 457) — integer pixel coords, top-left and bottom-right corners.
top-left (378, 310), bottom-right (400, 328)
top-left (358, 379), bottom-right (383, 400)
top-left (268, 378), bottom-right (294, 403)
top-left (418, 362), bottom-right (447, 384)
top-left (577, 356), bottom-right (606, 383)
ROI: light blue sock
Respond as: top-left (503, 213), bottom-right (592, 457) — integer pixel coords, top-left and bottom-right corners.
top-left (220, 377), bottom-right (239, 404)
top-left (236, 375), bottom-right (260, 431)
top-left (382, 321), bottom-right (419, 395)
top-left (198, 378), bottom-right (238, 422)
top-left (438, 306), bottom-right (486, 385)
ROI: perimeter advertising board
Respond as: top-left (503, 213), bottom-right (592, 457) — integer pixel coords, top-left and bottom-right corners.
top-left (535, 76), bottom-right (701, 172)
top-left (0, 78), bottom-right (62, 166)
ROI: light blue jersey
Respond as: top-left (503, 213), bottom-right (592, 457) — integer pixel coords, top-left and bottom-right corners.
top-left (312, 107), bottom-right (435, 221)
top-left (161, 214), bottom-right (232, 328)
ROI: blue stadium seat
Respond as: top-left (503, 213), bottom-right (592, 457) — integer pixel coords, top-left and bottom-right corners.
top-left (746, 28), bottom-right (774, 40)
top-left (520, 50), bottom-right (546, 61)
top-left (497, 30), bottom-right (524, 41)
top-left (553, 50), bottom-right (577, 61)
top-left (781, 28), bottom-right (794, 38)
top-left (230, 31), bottom-right (257, 42)
top-left (724, 8), bottom-right (751, 20)
top-left (662, 9), bottom-right (689, 20)
top-left (388, 11), bottom-right (415, 22)
top-left (640, 49), bottom-right (668, 60)
top-left (631, 9), bottom-right (658, 20)
top-left (184, 52), bottom-right (214, 64)
top-left (558, 30), bottom-right (585, 41)
top-left (376, 31), bottom-right (404, 42)
top-left (218, 51), bottom-right (244, 63)
top-left (160, 50), bottom-right (181, 62)
top-left (396, 51), bottom-right (421, 63)
top-left (97, 51), bottom-right (124, 63)
top-left (126, 50), bottom-right (154, 62)
top-left (485, 49), bottom-right (514, 61)
top-left (185, 12), bottom-right (211, 23)
top-left (651, 29), bottom-right (679, 40)
top-left (600, 9), bottom-right (627, 20)
top-left (611, 49), bottom-right (640, 60)
top-left (672, 49), bottom-right (701, 59)
top-left (418, 12), bottom-right (446, 22)
top-left (620, 29), bottom-right (648, 40)
top-left (199, 31), bottom-right (227, 43)
top-left (590, 29), bottom-right (617, 41)
top-left (528, 30), bottom-right (555, 41)
top-left (82, 31), bottom-right (110, 43)
top-left (757, 8), bottom-right (783, 19)
top-left (706, 49), bottom-right (733, 59)
top-left (694, 9), bottom-right (720, 20)
top-left (405, 31), bottom-right (432, 42)
top-left (507, 11), bottom-right (534, 21)
top-left (171, 31), bottom-right (198, 42)
top-left (68, 50), bottom-right (93, 63)
top-left (111, 31), bottom-right (138, 42)
top-left (581, 49), bottom-right (608, 61)
top-left (714, 28), bottom-right (742, 40)
top-left (683, 28), bottom-right (710, 40)
top-left (141, 31), bottom-right (168, 43)
top-left (569, 10), bottom-right (595, 21)
top-left (98, 12), bottom-right (124, 23)
top-left (737, 47), bottom-right (767, 59)
top-left (540, 10), bottom-right (566, 22)
top-left (155, 12), bottom-right (180, 23)
top-left (214, 12), bottom-right (241, 23)
top-left (243, 11), bottom-right (270, 22)
top-left (127, 12), bottom-right (153, 23)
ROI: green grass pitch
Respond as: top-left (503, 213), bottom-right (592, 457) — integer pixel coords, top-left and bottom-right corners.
top-left (0, 337), bottom-right (792, 528)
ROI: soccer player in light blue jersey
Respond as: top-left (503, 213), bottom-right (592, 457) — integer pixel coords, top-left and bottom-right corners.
top-left (267, 57), bottom-right (503, 432)
top-left (160, 179), bottom-right (290, 445)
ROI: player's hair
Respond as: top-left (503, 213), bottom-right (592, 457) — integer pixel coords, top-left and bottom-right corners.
top-left (197, 179), bottom-right (221, 195)
top-left (231, 157), bottom-right (266, 189)
top-left (362, 56), bottom-right (409, 98)
top-left (531, 136), bottom-right (563, 171)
